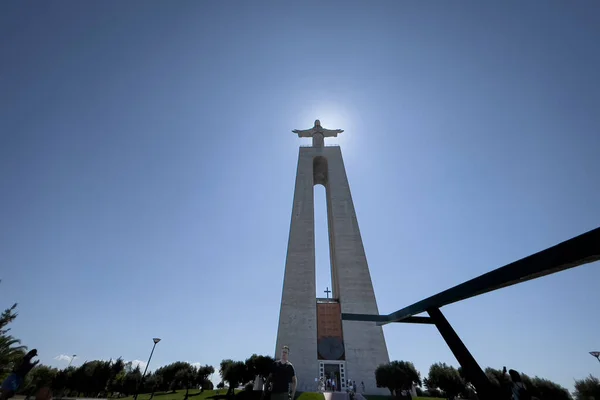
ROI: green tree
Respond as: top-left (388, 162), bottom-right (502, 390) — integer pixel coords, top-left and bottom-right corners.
top-left (375, 361), bottom-right (421, 397)
top-left (574, 374), bottom-right (600, 400)
top-left (244, 354), bottom-right (273, 384)
top-left (521, 375), bottom-right (570, 400)
top-left (111, 370), bottom-right (127, 396)
top-left (220, 359), bottom-right (247, 396)
top-left (74, 361), bottom-right (100, 396)
top-left (51, 369), bottom-right (67, 394)
top-left (484, 367), bottom-right (511, 397)
top-left (455, 366), bottom-right (477, 399)
top-left (154, 361), bottom-right (194, 392)
top-left (123, 365), bottom-right (142, 396)
top-left (19, 365), bottom-right (58, 396)
top-left (174, 366), bottom-right (196, 399)
top-left (485, 367), bottom-right (571, 400)
top-left (424, 363), bottom-right (466, 400)
top-left (196, 365), bottom-right (215, 391)
top-left (67, 360), bottom-right (114, 396)
top-left (92, 360), bottom-right (113, 395)
top-left (106, 358), bottom-right (125, 396)
top-left (54, 366), bottom-right (77, 397)
top-left (145, 373), bottom-right (163, 399)
top-left (375, 363), bottom-right (395, 396)
top-left (0, 302), bottom-right (26, 379)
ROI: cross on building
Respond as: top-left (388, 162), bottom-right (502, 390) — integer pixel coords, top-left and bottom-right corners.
top-left (324, 287), bottom-right (331, 298)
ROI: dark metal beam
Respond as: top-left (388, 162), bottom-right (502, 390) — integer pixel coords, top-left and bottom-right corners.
top-left (381, 227), bottom-right (600, 325)
top-left (427, 308), bottom-right (499, 400)
top-left (341, 313), bottom-right (434, 324)
top-left (395, 316), bottom-right (434, 324)
top-left (342, 313), bottom-right (389, 323)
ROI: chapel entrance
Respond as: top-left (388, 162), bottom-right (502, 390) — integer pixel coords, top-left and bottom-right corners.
top-left (319, 361), bottom-right (346, 391)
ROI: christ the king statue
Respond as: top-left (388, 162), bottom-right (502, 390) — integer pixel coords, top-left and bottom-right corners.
top-left (292, 119), bottom-right (344, 147)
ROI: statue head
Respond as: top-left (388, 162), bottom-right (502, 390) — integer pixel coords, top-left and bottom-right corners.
top-left (314, 119), bottom-right (321, 127)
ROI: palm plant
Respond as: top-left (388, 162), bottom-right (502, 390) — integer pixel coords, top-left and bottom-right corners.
top-left (0, 303), bottom-right (27, 378)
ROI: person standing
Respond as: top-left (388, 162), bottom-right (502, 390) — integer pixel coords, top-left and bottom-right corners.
top-left (264, 346), bottom-right (296, 400)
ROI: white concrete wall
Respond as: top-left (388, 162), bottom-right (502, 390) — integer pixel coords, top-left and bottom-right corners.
top-left (275, 146), bottom-right (389, 394)
top-left (325, 147), bottom-right (390, 395)
top-left (275, 149), bottom-right (318, 392)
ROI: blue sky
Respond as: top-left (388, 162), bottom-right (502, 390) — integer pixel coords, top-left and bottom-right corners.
top-left (1, 0), bottom-right (599, 392)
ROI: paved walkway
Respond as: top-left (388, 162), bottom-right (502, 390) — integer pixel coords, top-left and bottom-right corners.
top-left (323, 392), bottom-right (349, 400)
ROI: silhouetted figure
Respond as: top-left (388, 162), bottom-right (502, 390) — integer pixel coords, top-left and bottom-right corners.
top-left (1, 350), bottom-right (39, 400)
top-left (508, 369), bottom-right (531, 400)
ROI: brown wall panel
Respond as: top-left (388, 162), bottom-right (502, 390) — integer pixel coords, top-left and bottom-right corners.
top-left (317, 303), bottom-right (343, 339)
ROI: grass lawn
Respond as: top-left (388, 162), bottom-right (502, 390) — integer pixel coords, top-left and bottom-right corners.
top-left (121, 390), bottom-right (324, 400)
top-left (295, 393), bottom-right (324, 400)
top-left (121, 390), bottom-right (228, 400)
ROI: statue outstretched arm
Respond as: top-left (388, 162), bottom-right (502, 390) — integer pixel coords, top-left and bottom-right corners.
top-left (321, 128), bottom-right (344, 137)
top-left (292, 128), bottom-right (316, 138)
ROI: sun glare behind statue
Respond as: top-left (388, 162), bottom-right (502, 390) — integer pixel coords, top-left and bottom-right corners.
top-left (297, 103), bottom-right (357, 155)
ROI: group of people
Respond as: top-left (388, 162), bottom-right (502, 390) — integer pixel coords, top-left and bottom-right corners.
top-left (0, 349), bottom-right (45, 400)
top-left (345, 379), bottom-right (362, 400)
top-left (320, 377), bottom-right (337, 392)
top-left (346, 380), bottom-right (364, 394)
top-left (317, 377), bottom-right (363, 394)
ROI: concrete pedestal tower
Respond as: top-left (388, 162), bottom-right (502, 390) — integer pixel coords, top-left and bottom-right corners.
top-left (275, 120), bottom-right (390, 394)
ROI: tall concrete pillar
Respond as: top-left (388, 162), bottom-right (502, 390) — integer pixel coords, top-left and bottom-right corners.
top-left (275, 120), bottom-right (389, 394)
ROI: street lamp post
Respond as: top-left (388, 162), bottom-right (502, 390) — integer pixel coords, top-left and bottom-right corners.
top-left (591, 351), bottom-right (600, 363)
top-left (67, 354), bottom-right (77, 369)
top-left (133, 338), bottom-right (161, 400)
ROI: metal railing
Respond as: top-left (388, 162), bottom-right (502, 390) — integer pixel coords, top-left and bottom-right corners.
top-left (316, 298), bottom-right (339, 303)
top-left (299, 144), bottom-right (340, 148)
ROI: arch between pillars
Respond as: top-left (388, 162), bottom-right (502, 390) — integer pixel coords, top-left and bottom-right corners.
top-left (312, 156), bottom-right (339, 300)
